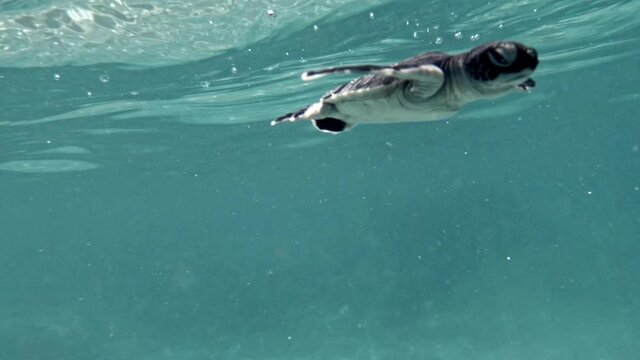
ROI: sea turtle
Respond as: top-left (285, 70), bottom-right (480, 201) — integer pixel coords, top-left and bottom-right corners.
top-left (271, 41), bottom-right (538, 134)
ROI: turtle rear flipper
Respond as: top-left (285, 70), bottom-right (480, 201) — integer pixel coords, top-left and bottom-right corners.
top-left (312, 118), bottom-right (354, 134)
top-left (271, 104), bottom-right (311, 126)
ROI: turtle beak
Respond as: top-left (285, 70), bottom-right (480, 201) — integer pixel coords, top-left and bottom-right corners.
top-left (517, 78), bottom-right (536, 93)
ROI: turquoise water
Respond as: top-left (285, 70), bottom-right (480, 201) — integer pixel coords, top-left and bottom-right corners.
top-left (1, 0), bottom-right (639, 359)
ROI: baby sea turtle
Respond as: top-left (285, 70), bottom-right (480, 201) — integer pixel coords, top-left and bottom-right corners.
top-left (272, 41), bottom-right (538, 134)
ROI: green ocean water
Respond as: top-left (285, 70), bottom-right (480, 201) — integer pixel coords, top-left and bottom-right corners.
top-left (1, 0), bottom-right (639, 359)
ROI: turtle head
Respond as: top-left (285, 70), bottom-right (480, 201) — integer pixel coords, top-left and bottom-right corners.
top-left (464, 41), bottom-right (538, 96)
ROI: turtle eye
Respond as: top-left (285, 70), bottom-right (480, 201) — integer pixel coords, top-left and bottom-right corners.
top-left (488, 49), bottom-right (510, 67)
top-left (488, 44), bottom-right (517, 67)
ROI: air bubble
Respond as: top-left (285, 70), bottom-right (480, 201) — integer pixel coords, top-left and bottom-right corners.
top-left (231, 66), bottom-right (237, 74)
top-left (470, 34), bottom-right (480, 41)
top-left (454, 31), bottom-right (463, 39)
top-left (99, 74), bottom-right (110, 83)
top-left (369, 12), bottom-right (374, 19)
top-left (435, 37), bottom-right (443, 44)
top-left (53, 74), bottom-right (61, 80)
top-left (313, 24), bottom-right (318, 31)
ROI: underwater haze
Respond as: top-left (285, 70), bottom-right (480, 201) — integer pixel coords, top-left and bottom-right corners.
top-left (1, 0), bottom-right (639, 359)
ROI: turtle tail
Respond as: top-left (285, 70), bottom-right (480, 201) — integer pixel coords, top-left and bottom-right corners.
top-left (271, 104), bottom-right (310, 126)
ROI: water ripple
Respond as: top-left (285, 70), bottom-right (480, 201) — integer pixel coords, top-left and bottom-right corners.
top-left (0, 159), bottom-right (99, 173)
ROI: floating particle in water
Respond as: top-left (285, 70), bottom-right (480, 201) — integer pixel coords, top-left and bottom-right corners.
top-left (53, 73), bottom-right (61, 80)
top-left (99, 74), bottom-right (110, 83)
top-left (369, 12), bottom-right (375, 19)
top-left (267, 9), bottom-right (275, 17)
top-left (435, 37), bottom-right (443, 44)
top-left (454, 31), bottom-right (463, 39)
top-left (470, 33), bottom-right (480, 41)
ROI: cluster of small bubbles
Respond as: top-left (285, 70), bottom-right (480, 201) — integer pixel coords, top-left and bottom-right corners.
top-left (369, 12), bottom-right (375, 19)
top-left (231, 66), bottom-right (237, 74)
top-left (99, 74), bottom-right (110, 83)
top-left (454, 31), bottom-right (463, 39)
top-left (53, 73), bottom-right (61, 81)
top-left (435, 37), bottom-right (443, 45)
top-left (470, 33), bottom-right (480, 41)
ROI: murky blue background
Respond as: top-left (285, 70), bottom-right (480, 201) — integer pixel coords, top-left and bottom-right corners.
top-left (1, 0), bottom-right (639, 359)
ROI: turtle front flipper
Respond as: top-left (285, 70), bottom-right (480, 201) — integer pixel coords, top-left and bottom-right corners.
top-left (374, 64), bottom-right (445, 99)
top-left (302, 65), bottom-right (387, 81)
top-left (303, 64), bottom-right (444, 100)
